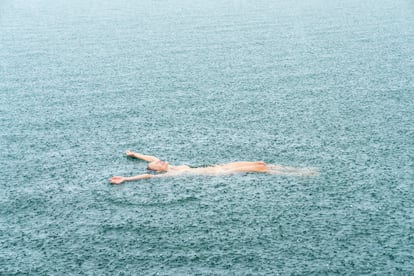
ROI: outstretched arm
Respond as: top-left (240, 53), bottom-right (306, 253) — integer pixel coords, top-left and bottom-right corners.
top-left (125, 150), bottom-right (159, 162)
top-left (109, 172), bottom-right (177, 185)
top-left (110, 173), bottom-right (153, 184)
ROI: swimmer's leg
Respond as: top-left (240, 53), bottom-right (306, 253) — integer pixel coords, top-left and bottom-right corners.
top-left (267, 164), bottom-right (319, 176)
top-left (218, 161), bottom-right (266, 172)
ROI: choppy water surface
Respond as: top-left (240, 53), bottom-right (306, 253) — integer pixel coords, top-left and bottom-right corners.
top-left (1, 0), bottom-right (413, 274)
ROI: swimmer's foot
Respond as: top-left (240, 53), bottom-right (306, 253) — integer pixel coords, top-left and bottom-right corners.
top-left (268, 166), bottom-right (319, 176)
top-left (297, 168), bottom-right (319, 176)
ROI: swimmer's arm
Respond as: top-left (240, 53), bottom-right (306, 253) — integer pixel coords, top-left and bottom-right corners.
top-left (110, 174), bottom-right (152, 184)
top-left (109, 172), bottom-right (177, 185)
top-left (125, 150), bottom-right (159, 162)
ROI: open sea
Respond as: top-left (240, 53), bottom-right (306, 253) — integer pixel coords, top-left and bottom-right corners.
top-left (1, 0), bottom-right (413, 274)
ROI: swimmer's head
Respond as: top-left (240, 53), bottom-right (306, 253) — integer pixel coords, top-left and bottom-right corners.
top-left (147, 160), bottom-right (169, 172)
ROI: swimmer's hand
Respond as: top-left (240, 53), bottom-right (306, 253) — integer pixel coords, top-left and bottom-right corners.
top-left (110, 176), bottom-right (126, 185)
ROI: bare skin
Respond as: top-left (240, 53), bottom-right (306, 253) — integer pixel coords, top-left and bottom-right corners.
top-left (109, 150), bottom-right (316, 184)
top-left (109, 150), bottom-right (317, 184)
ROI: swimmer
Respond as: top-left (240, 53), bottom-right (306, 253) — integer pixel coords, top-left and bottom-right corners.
top-left (109, 150), bottom-right (318, 184)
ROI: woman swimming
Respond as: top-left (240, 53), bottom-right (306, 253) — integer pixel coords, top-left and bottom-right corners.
top-left (109, 150), bottom-right (317, 184)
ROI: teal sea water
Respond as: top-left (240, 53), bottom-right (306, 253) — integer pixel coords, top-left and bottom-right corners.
top-left (1, 0), bottom-right (414, 274)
